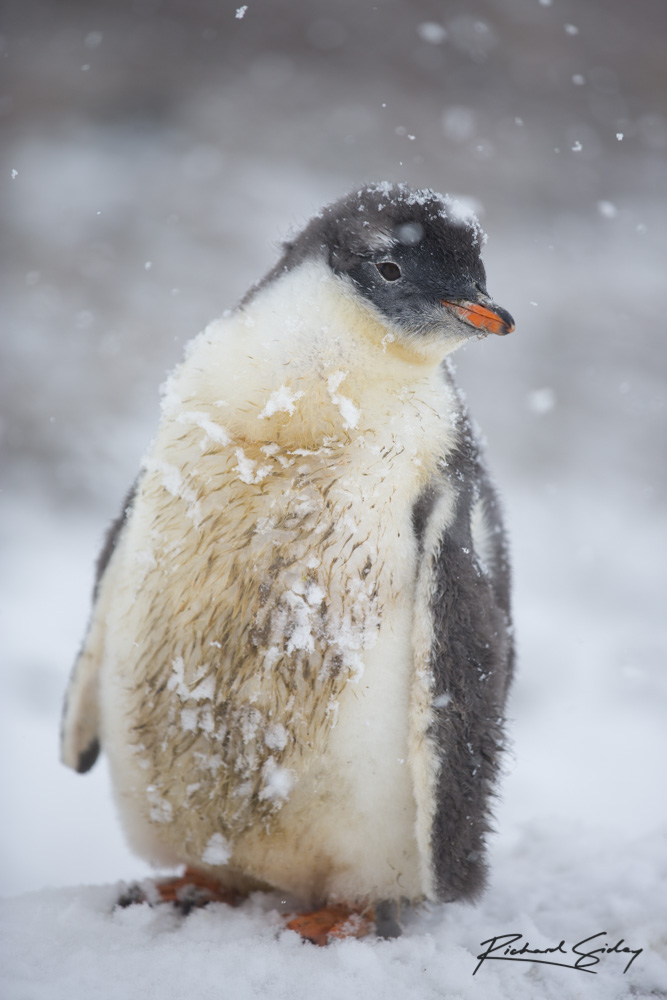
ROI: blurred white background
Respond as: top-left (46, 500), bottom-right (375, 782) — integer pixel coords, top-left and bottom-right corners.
top-left (1, 0), bottom-right (666, 897)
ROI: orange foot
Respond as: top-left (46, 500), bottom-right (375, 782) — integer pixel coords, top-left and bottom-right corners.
top-left (117, 867), bottom-right (243, 914)
top-left (286, 904), bottom-right (375, 946)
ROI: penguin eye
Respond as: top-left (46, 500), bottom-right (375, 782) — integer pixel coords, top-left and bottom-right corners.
top-left (376, 261), bottom-right (402, 282)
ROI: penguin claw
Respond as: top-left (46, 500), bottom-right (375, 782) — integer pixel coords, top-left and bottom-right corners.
top-left (373, 899), bottom-right (403, 939)
top-left (116, 881), bottom-right (152, 909)
top-left (285, 904), bottom-right (375, 946)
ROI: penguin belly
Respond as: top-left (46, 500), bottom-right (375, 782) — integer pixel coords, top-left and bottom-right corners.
top-left (230, 587), bottom-right (424, 905)
top-left (98, 426), bottom-right (437, 906)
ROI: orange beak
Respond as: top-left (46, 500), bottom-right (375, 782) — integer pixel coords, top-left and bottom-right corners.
top-left (441, 299), bottom-right (515, 336)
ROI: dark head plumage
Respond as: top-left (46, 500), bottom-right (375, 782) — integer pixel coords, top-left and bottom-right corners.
top-left (248, 183), bottom-right (514, 340)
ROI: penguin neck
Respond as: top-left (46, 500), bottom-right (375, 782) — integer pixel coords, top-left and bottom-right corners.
top-left (244, 258), bottom-right (455, 369)
top-left (163, 260), bottom-right (461, 451)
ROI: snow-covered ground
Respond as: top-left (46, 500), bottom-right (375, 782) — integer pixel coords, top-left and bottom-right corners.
top-left (1, 0), bottom-right (666, 996)
top-left (2, 825), bottom-right (666, 1000)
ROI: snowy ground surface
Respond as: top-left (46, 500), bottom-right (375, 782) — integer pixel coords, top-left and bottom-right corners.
top-left (2, 825), bottom-right (666, 1000)
top-left (1, 0), bottom-right (666, 997)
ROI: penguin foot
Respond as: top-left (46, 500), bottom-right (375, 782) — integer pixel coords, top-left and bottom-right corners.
top-left (285, 904), bottom-right (375, 946)
top-left (117, 867), bottom-right (243, 915)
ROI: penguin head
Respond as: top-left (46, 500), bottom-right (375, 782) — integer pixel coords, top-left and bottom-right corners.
top-left (273, 183), bottom-right (514, 352)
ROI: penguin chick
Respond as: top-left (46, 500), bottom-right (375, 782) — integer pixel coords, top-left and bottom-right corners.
top-left (62, 182), bottom-right (515, 922)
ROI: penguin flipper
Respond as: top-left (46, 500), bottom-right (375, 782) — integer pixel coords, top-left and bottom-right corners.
top-left (60, 481), bottom-right (138, 773)
top-left (61, 638), bottom-right (102, 773)
top-left (412, 423), bottom-right (514, 904)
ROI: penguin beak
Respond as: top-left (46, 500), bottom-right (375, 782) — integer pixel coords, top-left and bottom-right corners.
top-left (441, 297), bottom-right (515, 336)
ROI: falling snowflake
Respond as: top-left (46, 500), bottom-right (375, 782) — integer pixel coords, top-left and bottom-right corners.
top-left (417, 22), bottom-right (447, 44)
top-left (527, 388), bottom-right (556, 415)
top-left (597, 201), bottom-right (618, 219)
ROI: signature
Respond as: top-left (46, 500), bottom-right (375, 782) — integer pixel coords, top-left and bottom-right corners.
top-left (473, 932), bottom-right (643, 976)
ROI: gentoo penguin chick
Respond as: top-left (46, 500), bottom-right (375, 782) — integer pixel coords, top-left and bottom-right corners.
top-left (62, 182), bottom-right (515, 943)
